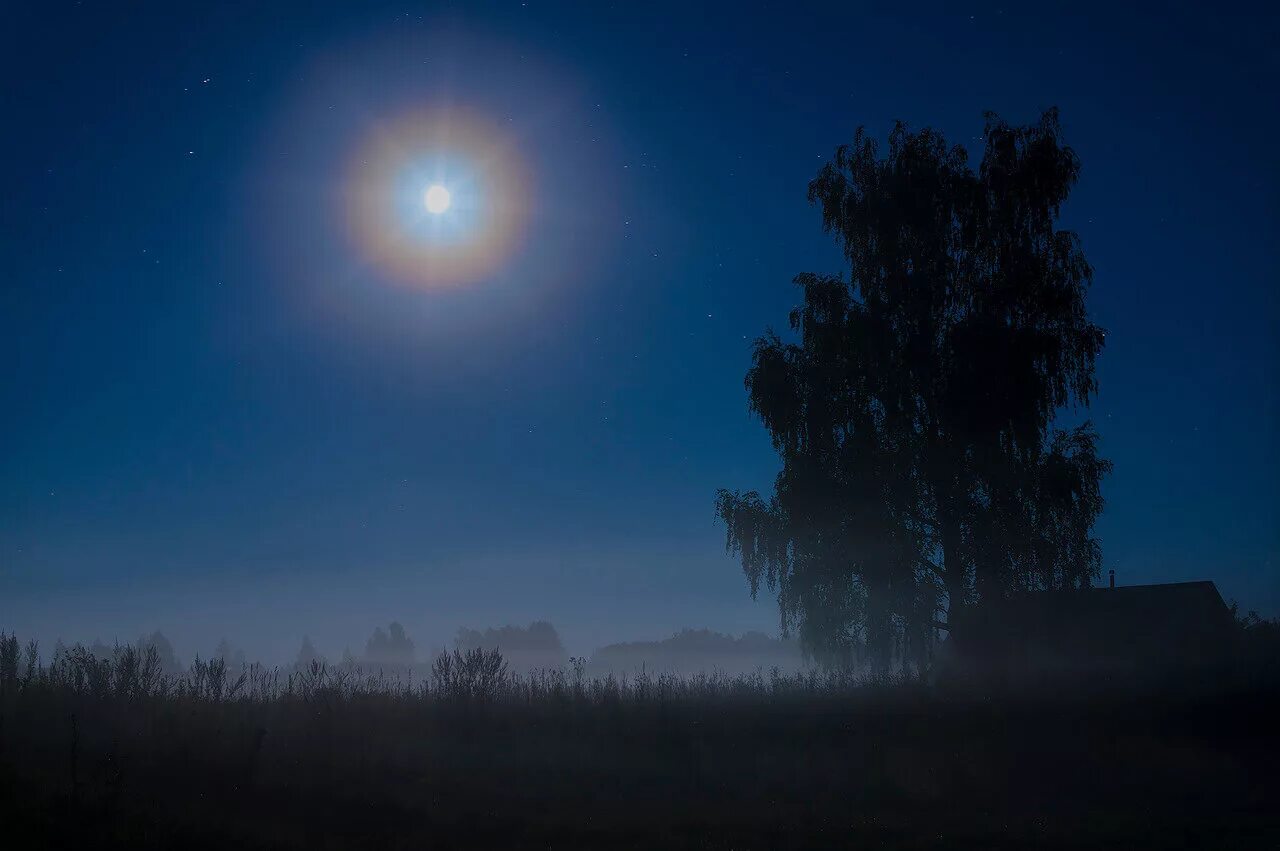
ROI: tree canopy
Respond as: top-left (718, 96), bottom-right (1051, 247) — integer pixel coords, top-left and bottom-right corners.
top-left (717, 110), bottom-right (1111, 671)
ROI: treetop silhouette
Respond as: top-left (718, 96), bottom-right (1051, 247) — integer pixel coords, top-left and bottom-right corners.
top-left (718, 109), bottom-right (1111, 670)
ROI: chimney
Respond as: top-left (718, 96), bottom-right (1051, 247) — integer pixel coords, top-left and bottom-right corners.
top-left (1108, 569), bottom-right (1115, 589)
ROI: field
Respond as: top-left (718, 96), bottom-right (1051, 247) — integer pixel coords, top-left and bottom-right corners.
top-left (1, 639), bottom-right (1277, 849)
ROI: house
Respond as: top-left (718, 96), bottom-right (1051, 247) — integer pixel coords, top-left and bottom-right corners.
top-left (942, 573), bottom-right (1237, 690)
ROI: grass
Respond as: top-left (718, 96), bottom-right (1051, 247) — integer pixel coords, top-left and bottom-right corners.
top-left (1, 631), bottom-right (1277, 849)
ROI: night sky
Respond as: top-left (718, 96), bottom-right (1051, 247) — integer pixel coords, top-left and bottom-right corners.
top-left (3, 1), bottom-right (1276, 660)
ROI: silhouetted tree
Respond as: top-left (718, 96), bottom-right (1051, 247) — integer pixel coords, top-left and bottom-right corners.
top-left (295, 635), bottom-right (324, 669)
top-left (364, 622), bottom-right (415, 668)
top-left (0, 632), bottom-right (19, 690)
top-left (137, 630), bottom-right (182, 675)
top-left (455, 621), bottom-right (567, 673)
top-left (590, 629), bottom-right (806, 676)
top-left (718, 110), bottom-right (1110, 671)
top-left (213, 638), bottom-right (247, 670)
top-left (1232, 605), bottom-right (1280, 685)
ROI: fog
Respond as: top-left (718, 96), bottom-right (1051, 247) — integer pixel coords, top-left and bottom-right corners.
top-left (17, 618), bottom-right (808, 680)
top-left (2, 538), bottom-right (796, 669)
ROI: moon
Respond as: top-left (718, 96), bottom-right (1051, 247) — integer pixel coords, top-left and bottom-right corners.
top-left (345, 108), bottom-right (530, 288)
top-left (424, 184), bottom-right (451, 214)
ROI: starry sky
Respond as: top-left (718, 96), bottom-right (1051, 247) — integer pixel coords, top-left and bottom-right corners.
top-left (2, 1), bottom-right (1277, 660)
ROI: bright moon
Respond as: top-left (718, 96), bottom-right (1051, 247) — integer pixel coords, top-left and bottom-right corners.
top-left (424, 184), bottom-right (451, 214)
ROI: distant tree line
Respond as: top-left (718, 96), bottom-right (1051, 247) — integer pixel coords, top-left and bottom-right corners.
top-left (46, 621), bottom-right (817, 679)
top-left (590, 629), bottom-right (806, 677)
top-left (6, 607), bottom-right (1277, 694)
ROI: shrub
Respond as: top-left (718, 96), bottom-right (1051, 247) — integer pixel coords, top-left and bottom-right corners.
top-left (430, 646), bottom-right (508, 701)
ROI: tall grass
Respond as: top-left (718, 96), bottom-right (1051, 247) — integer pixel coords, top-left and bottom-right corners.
top-left (1, 627), bottom-right (1277, 849)
top-left (0, 630), bottom-right (921, 706)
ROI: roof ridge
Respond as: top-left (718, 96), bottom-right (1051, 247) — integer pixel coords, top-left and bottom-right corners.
top-left (1099, 580), bottom-right (1218, 590)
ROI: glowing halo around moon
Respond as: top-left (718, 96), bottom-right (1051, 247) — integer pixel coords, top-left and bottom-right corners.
top-left (344, 108), bottom-right (531, 289)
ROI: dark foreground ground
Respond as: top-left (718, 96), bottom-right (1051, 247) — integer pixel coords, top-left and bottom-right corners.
top-left (1, 656), bottom-right (1277, 849)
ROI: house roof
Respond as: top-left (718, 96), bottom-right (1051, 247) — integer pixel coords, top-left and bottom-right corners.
top-left (952, 580), bottom-right (1234, 646)
top-left (1065, 580), bottom-right (1230, 620)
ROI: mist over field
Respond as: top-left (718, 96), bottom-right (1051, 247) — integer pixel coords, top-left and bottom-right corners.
top-left (4, 0), bottom-right (1278, 846)
top-left (1, 547), bottom-right (790, 671)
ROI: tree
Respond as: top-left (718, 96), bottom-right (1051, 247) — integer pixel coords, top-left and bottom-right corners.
top-left (717, 110), bottom-right (1111, 672)
top-left (213, 638), bottom-right (247, 670)
top-left (295, 635), bottom-right (324, 669)
top-left (137, 630), bottom-right (182, 675)
top-left (455, 621), bottom-right (568, 674)
top-left (364, 622), bottom-right (416, 668)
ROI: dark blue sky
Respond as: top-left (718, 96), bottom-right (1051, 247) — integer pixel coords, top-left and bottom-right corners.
top-left (3, 1), bottom-right (1277, 659)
